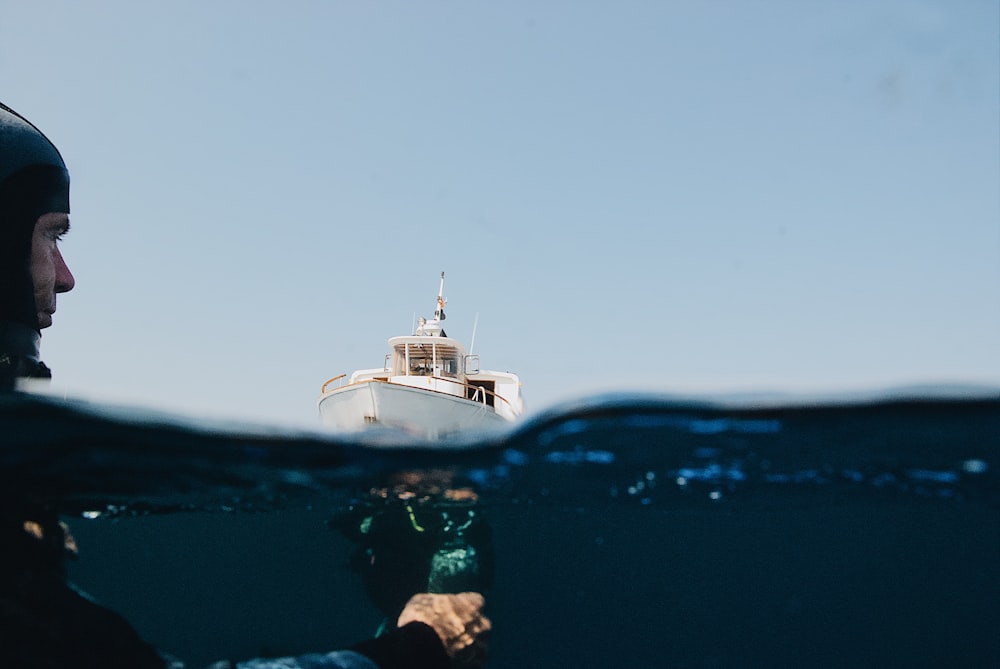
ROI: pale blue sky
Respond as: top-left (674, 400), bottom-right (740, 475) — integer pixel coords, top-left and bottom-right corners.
top-left (3, 1), bottom-right (998, 426)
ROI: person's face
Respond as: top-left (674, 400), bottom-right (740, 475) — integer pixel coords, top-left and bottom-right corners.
top-left (31, 212), bottom-right (75, 329)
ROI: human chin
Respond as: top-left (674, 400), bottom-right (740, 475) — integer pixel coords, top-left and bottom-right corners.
top-left (37, 310), bottom-right (54, 329)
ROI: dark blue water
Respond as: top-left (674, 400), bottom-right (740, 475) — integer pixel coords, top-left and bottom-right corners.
top-left (2, 391), bottom-right (998, 667)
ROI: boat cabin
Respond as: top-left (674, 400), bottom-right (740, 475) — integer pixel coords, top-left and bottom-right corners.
top-left (390, 337), bottom-right (466, 380)
top-left (379, 335), bottom-right (518, 417)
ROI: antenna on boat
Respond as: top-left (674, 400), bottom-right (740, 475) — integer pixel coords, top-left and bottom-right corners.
top-left (435, 271), bottom-right (446, 321)
top-left (469, 311), bottom-right (480, 354)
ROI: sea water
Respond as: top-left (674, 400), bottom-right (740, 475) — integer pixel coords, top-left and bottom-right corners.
top-left (2, 391), bottom-right (998, 668)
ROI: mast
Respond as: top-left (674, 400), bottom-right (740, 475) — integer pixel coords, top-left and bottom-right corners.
top-left (435, 271), bottom-right (446, 321)
top-left (415, 272), bottom-right (448, 337)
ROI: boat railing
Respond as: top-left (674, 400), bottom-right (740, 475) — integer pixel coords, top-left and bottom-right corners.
top-left (464, 380), bottom-right (518, 413)
top-left (320, 373), bottom-right (347, 394)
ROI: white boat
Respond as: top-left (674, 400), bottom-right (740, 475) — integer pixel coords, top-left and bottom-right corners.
top-left (317, 273), bottom-right (524, 438)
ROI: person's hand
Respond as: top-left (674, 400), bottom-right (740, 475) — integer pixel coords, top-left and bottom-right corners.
top-left (397, 592), bottom-right (490, 668)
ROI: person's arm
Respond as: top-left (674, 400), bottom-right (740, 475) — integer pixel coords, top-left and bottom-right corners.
top-left (225, 650), bottom-right (379, 669)
top-left (218, 592), bottom-right (489, 669)
top-left (351, 620), bottom-right (451, 669)
top-left (353, 592), bottom-right (493, 669)
top-left (214, 623), bottom-right (446, 669)
top-left (212, 593), bottom-right (488, 669)
top-left (394, 592), bottom-right (490, 668)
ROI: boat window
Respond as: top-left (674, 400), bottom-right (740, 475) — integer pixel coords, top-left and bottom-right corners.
top-left (392, 343), bottom-right (462, 378)
top-left (391, 346), bottom-right (410, 376)
top-left (465, 354), bottom-right (480, 374)
top-left (441, 354), bottom-right (460, 378)
top-left (409, 351), bottom-right (432, 376)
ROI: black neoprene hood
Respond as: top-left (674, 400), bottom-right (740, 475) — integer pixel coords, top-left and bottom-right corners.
top-left (0, 102), bottom-right (71, 382)
top-left (0, 102), bottom-right (70, 330)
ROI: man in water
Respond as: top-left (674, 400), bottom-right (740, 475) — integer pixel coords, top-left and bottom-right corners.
top-left (0, 101), bottom-right (490, 669)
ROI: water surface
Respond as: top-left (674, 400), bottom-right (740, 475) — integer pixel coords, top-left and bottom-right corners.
top-left (3, 391), bottom-right (997, 667)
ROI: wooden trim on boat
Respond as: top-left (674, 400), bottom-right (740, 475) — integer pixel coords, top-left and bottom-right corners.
top-left (320, 373), bottom-right (347, 394)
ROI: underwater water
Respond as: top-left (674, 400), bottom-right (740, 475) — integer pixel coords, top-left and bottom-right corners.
top-left (2, 391), bottom-right (998, 668)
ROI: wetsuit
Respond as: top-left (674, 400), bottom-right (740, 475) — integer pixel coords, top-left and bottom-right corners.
top-left (0, 99), bottom-right (157, 668)
top-left (0, 499), bottom-right (167, 668)
top-left (0, 102), bottom-right (452, 669)
top-left (225, 622), bottom-right (450, 669)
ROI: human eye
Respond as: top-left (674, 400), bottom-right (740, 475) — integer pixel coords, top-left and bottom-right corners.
top-left (47, 223), bottom-right (70, 242)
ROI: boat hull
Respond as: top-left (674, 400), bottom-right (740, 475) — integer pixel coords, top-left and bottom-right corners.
top-left (318, 380), bottom-right (509, 438)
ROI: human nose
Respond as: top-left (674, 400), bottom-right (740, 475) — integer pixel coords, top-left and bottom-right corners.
top-left (55, 248), bottom-right (75, 293)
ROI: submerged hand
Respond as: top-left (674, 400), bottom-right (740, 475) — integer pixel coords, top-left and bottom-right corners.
top-left (397, 592), bottom-right (490, 668)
